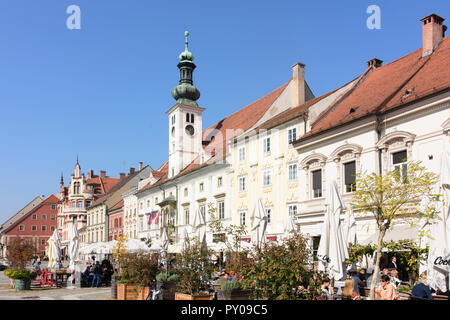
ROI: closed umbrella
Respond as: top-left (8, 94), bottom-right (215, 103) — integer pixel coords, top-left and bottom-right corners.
top-left (49, 229), bottom-right (62, 269)
top-left (68, 225), bottom-right (79, 272)
top-left (426, 150), bottom-right (450, 292)
top-left (182, 227), bottom-right (190, 251)
top-left (344, 209), bottom-right (357, 245)
top-left (317, 180), bottom-right (348, 281)
top-left (193, 207), bottom-right (206, 243)
top-left (251, 198), bottom-right (268, 248)
top-left (284, 216), bottom-right (297, 237)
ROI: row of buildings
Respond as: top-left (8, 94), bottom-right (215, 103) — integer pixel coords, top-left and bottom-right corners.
top-left (1, 14), bottom-right (449, 260)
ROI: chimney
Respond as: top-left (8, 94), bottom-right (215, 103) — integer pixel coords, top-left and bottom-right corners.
top-left (367, 58), bottom-right (383, 68)
top-left (421, 14), bottom-right (446, 57)
top-left (138, 162), bottom-right (143, 171)
top-left (292, 62), bottom-right (306, 107)
top-left (129, 167), bottom-right (135, 175)
top-left (100, 170), bottom-right (106, 178)
top-left (87, 169), bottom-right (94, 179)
top-left (119, 173), bottom-right (126, 179)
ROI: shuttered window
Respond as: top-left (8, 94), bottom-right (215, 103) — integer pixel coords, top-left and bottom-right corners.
top-left (312, 169), bottom-right (322, 198)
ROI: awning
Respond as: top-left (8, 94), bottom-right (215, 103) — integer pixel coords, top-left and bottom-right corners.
top-left (359, 224), bottom-right (420, 246)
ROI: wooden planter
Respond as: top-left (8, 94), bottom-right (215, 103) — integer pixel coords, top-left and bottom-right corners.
top-left (217, 290), bottom-right (251, 300)
top-left (175, 292), bottom-right (214, 300)
top-left (117, 283), bottom-right (152, 300)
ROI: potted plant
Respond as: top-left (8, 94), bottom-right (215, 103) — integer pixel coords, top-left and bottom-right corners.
top-left (116, 251), bottom-right (160, 300)
top-left (5, 269), bottom-right (37, 291)
top-left (4, 238), bottom-right (37, 291)
top-left (156, 272), bottom-right (181, 300)
top-left (217, 278), bottom-right (251, 300)
top-left (174, 238), bottom-right (214, 300)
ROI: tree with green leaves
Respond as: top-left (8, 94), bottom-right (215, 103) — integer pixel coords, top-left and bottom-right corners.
top-left (351, 160), bottom-right (440, 300)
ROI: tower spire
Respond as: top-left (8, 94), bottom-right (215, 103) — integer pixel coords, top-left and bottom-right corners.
top-left (171, 30), bottom-right (200, 107)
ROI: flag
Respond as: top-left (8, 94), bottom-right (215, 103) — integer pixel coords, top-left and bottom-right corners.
top-left (148, 211), bottom-right (157, 225)
top-left (155, 211), bottom-right (160, 225)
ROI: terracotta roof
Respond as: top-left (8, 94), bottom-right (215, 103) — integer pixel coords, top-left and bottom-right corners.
top-left (201, 82), bottom-right (290, 158)
top-left (86, 176), bottom-right (120, 195)
top-left (110, 199), bottom-right (124, 211)
top-left (136, 82), bottom-right (290, 195)
top-left (43, 194), bottom-right (59, 204)
top-left (297, 37), bottom-right (450, 142)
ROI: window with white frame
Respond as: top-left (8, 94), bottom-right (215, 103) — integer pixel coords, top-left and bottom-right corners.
top-left (42, 214), bottom-right (47, 220)
top-left (217, 176), bottom-right (223, 188)
top-left (184, 188), bottom-right (188, 197)
top-left (263, 170), bottom-right (272, 187)
top-left (32, 225), bottom-right (37, 231)
top-left (392, 150), bottom-right (407, 181)
top-left (312, 169), bottom-right (322, 198)
top-left (239, 147), bottom-right (246, 162)
top-left (288, 127), bottom-right (297, 144)
top-left (265, 208), bottom-right (272, 224)
top-left (32, 214), bottom-right (37, 220)
top-left (344, 161), bottom-right (356, 193)
top-left (239, 176), bottom-right (246, 192)
top-left (263, 137), bottom-right (271, 154)
top-left (19, 225), bottom-right (25, 231)
top-left (217, 201), bottom-right (225, 219)
top-left (288, 205), bottom-right (297, 218)
top-left (77, 200), bottom-right (83, 208)
top-left (288, 164), bottom-right (298, 182)
top-left (199, 183), bottom-right (204, 192)
top-left (240, 211), bottom-right (246, 226)
top-left (42, 225), bottom-right (47, 231)
top-left (200, 205), bottom-right (206, 220)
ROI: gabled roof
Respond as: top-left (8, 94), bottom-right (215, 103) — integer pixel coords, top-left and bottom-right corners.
top-left (86, 176), bottom-right (120, 195)
top-left (296, 36), bottom-right (450, 143)
top-left (0, 196), bottom-right (44, 231)
top-left (0, 195), bottom-right (58, 234)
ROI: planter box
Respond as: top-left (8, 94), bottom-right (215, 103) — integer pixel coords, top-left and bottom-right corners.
top-left (175, 292), bottom-right (214, 300)
top-left (217, 290), bottom-right (251, 300)
top-left (117, 283), bottom-right (152, 300)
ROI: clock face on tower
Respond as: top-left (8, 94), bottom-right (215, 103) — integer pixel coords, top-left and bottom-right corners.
top-left (185, 125), bottom-right (195, 136)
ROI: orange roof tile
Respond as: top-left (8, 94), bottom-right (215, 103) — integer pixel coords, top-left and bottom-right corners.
top-left (298, 38), bottom-right (450, 142)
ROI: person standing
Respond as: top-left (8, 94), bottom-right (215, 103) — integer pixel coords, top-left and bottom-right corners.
top-left (349, 270), bottom-right (362, 295)
top-left (411, 273), bottom-right (432, 300)
top-left (375, 275), bottom-right (399, 300)
top-left (388, 256), bottom-right (398, 270)
top-left (91, 262), bottom-right (101, 288)
top-left (34, 262), bottom-right (42, 278)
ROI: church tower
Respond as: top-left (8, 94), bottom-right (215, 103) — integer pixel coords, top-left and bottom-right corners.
top-left (167, 31), bottom-right (205, 179)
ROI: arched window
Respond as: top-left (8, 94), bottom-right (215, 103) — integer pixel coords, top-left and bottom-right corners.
top-left (300, 153), bottom-right (328, 199)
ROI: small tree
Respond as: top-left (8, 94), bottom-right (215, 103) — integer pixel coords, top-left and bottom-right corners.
top-left (240, 233), bottom-right (317, 300)
top-left (118, 252), bottom-right (160, 288)
top-left (6, 238), bottom-right (36, 269)
top-left (175, 237), bottom-right (214, 296)
top-left (207, 202), bottom-right (249, 273)
top-left (351, 161), bottom-right (440, 300)
top-left (112, 234), bottom-right (128, 273)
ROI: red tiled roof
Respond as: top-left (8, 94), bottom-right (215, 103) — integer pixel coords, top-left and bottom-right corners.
top-left (86, 177), bottom-right (120, 194)
top-left (137, 82), bottom-right (290, 194)
top-left (110, 199), bottom-right (124, 211)
top-left (43, 194), bottom-right (59, 204)
top-left (298, 37), bottom-right (450, 142)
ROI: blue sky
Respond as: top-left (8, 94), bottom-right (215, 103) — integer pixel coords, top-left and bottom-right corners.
top-left (0, 0), bottom-right (449, 222)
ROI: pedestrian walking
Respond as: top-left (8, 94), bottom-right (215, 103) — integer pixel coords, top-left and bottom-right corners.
top-left (34, 261), bottom-right (42, 277)
top-left (91, 262), bottom-right (101, 288)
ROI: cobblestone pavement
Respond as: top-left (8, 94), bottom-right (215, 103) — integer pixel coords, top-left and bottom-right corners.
top-left (0, 265), bottom-right (112, 300)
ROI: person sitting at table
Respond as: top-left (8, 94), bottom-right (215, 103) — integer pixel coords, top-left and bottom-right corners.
top-left (82, 265), bottom-right (92, 286)
top-left (411, 272), bottom-right (432, 300)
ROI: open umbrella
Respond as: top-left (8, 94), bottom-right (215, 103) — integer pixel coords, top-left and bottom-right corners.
top-left (317, 180), bottom-right (348, 281)
top-left (251, 198), bottom-right (268, 248)
top-left (68, 224), bottom-right (79, 271)
top-left (426, 149), bottom-right (450, 292)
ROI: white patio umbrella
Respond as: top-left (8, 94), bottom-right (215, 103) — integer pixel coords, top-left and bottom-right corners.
top-left (192, 207), bottom-right (206, 243)
top-left (284, 216), bottom-right (297, 237)
top-left (317, 180), bottom-right (349, 281)
top-left (49, 229), bottom-right (62, 269)
top-left (251, 198), bottom-right (268, 248)
top-left (161, 229), bottom-right (169, 253)
top-left (68, 224), bottom-right (79, 271)
top-left (426, 149), bottom-right (450, 292)
top-left (182, 227), bottom-right (190, 251)
top-left (124, 238), bottom-right (152, 252)
top-left (343, 209), bottom-right (357, 245)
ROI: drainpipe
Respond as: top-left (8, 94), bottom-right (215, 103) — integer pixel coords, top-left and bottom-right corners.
top-left (376, 114), bottom-right (383, 175)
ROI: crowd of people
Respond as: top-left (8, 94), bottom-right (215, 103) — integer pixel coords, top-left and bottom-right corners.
top-left (81, 255), bottom-right (114, 288)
